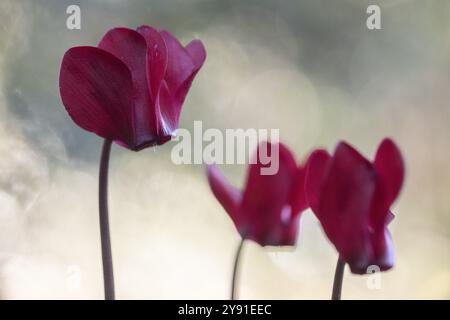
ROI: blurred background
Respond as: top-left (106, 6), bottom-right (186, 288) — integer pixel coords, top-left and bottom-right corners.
top-left (0, 0), bottom-right (449, 299)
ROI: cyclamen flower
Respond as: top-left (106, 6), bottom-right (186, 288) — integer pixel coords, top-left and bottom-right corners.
top-left (58, 25), bottom-right (206, 300)
top-left (207, 142), bottom-right (309, 246)
top-left (59, 25), bottom-right (206, 151)
top-left (305, 138), bottom-right (405, 274)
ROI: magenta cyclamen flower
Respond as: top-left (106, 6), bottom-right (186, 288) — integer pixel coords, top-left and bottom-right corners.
top-left (60, 25), bottom-right (206, 151)
top-left (59, 25), bottom-right (206, 300)
top-left (305, 138), bottom-right (405, 274)
top-left (207, 142), bottom-right (309, 247)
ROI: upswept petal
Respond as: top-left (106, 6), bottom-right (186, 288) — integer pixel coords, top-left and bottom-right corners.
top-left (59, 46), bottom-right (134, 146)
top-left (157, 31), bottom-right (206, 136)
top-left (186, 40), bottom-right (207, 69)
top-left (159, 30), bottom-right (196, 94)
top-left (304, 149), bottom-right (332, 214)
top-left (374, 138), bottom-right (405, 206)
top-left (319, 142), bottom-right (375, 272)
top-left (206, 164), bottom-right (242, 226)
top-left (370, 139), bottom-right (404, 231)
top-left (136, 25), bottom-right (168, 102)
top-left (174, 40), bottom-right (207, 106)
top-left (98, 28), bottom-right (157, 148)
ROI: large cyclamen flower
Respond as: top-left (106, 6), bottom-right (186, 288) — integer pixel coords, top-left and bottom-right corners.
top-left (207, 142), bottom-right (310, 246)
top-left (59, 25), bottom-right (206, 151)
top-left (305, 138), bottom-right (405, 274)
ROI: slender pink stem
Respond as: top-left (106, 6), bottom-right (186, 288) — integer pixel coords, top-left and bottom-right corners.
top-left (99, 139), bottom-right (115, 300)
top-left (331, 256), bottom-right (345, 300)
top-left (231, 238), bottom-right (244, 300)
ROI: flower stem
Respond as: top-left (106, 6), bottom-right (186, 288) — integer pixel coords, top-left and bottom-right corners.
top-left (331, 256), bottom-right (345, 300)
top-left (231, 238), bottom-right (245, 300)
top-left (99, 139), bottom-right (115, 300)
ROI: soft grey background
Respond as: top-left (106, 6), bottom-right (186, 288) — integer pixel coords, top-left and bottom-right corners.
top-left (0, 0), bottom-right (449, 299)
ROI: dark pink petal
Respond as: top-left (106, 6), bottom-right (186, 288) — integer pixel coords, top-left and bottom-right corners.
top-left (136, 25), bottom-right (168, 102)
top-left (319, 142), bottom-right (376, 271)
top-left (304, 149), bottom-right (332, 214)
top-left (240, 142), bottom-right (298, 245)
top-left (138, 26), bottom-right (188, 138)
top-left (98, 27), bottom-right (158, 148)
top-left (206, 164), bottom-right (242, 227)
top-left (369, 139), bottom-right (404, 230)
top-left (174, 40), bottom-right (207, 105)
top-left (59, 46), bottom-right (134, 147)
top-left (156, 31), bottom-right (206, 136)
top-left (159, 31), bottom-right (206, 135)
top-left (374, 138), bottom-right (405, 206)
top-left (186, 40), bottom-right (207, 69)
top-left (159, 30), bottom-right (195, 95)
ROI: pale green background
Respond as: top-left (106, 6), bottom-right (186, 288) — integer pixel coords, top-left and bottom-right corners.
top-left (0, 0), bottom-right (449, 299)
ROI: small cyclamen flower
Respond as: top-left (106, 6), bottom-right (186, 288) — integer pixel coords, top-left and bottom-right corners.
top-left (207, 142), bottom-right (310, 247)
top-left (305, 138), bottom-right (405, 274)
top-left (59, 25), bottom-right (206, 151)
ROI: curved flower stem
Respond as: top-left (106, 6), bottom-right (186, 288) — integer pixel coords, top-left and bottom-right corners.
top-left (331, 256), bottom-right (345, 300)
top-left (231, 238), bottom-right (245, 300)
top-left (99, 139), bottom-right (115, 300)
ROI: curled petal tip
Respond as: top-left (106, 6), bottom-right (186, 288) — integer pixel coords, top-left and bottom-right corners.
top-left (375, 137), bottom-right (405, 205)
